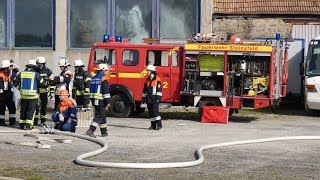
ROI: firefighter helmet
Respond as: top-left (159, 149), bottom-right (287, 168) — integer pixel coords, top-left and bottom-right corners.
top-left (28, 59), bottom-right (37, 67)
top-left (1, 60), bottom-right (10, 68)
top-left (59, 89), bottom-right (69, 96)
top-left (36, 56), bottom-right (46, 64)
top-left (97, 64), bottom-right (108, 71)
top-left (74, 59), bottom-right (85, 67)
top-left (58, 58), bottom-right (70, 67)
top-left (146, 65), bottom-right (156, 71)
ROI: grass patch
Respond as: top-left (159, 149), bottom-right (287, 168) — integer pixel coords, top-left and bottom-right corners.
top-left (0, 166), bottom-right (43, 180)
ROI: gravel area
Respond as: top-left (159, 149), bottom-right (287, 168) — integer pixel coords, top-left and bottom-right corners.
top-left (0, 107), bottom-right (319, 179)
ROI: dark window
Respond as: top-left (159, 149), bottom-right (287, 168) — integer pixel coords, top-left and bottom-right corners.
top-left (15, 0), bottom-right (53, 47)
top-left (95, 49), bottom-right (116, 65)
top-left (160, 0), bottom-right (197, 38)
top-left (115, 0), bottom-right (151, 43)
top-left (0, 0), bottom-right (7, 48)
top-left (70, 0), bottom-right (108, 48)
top-left (147, 50), bottom-right (169, 66)
top-left (122, 50), bottom-right (139, 66)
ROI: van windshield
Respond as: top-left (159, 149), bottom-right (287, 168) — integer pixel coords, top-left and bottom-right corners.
top-left (306, 40), bottom-right (320, 76)
top-left (94, 48), bottom-right (116, 65)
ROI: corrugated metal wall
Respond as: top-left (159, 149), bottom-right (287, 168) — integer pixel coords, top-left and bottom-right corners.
top-left (292, 25), bottom-right (320, 56)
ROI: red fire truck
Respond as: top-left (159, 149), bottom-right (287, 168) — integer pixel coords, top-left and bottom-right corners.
top-left (87, 37), bottom-right (288, 118)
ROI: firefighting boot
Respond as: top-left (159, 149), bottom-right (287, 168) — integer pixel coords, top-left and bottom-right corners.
top-left (25, 124), bottom-right (33, 130)
top-left (156, 120), bottom-right (162, 130)
top-left (41, 118), bottom-right (47, 125)
top-left (149, 121), bottom-right (157, 130)
top-left (9, 118), bottom-right (16, 126)
top-left (0, 119), bottom-right (7, 126)
top-left (19, 123), bottom-right (25, 130)
top-left (100, 128), bottom-right (108, 137)
top-left (33, 118), bottom-right (39, 126)
top-left (70, 127), bottom-right (76, 133)
top-left (86, 125), bottom-right (97, 138)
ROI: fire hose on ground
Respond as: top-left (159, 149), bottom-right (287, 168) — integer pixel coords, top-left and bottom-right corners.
top-left (0, 129), bottom-right (320, 169)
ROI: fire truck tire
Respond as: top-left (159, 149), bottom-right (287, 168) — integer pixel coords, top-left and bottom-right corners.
top-left (109, 94), bottom-right (132, 118)
top-left (132, 106), bottom-right (146, 115)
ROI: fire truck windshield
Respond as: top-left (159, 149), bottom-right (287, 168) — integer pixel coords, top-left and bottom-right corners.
top-left (306, 40), bottom-right (320, 76)
top-left (94, 48), bottom-right (115, 65)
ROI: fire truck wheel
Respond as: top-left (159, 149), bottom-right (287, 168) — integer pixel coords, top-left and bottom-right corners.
top-left (109, 94), bottom-right (132, 118)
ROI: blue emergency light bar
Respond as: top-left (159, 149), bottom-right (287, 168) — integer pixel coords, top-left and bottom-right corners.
top-left (103, 34), bottom-right (110, 42)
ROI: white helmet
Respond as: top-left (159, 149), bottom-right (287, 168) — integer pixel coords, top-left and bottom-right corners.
top-left (97, 64), bottom-right (108, 71)
top-left (36, 56), bottom-right (46, 64)
top-left (146, 65), bottom-right (156, 71)
top-left (74, 59), bottom-right (85, 67)
top-left (28, 59), bottom-right (37, 67)
top-left (1, 60), bottom-right (10, 68)
top-left (58, 58), bottom-right (70, 67)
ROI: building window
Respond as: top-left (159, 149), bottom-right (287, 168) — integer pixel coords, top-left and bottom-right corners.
top-left (159, 0), bottom-right (197, 38)
top-left (70, 0), bottom-right (108, 48)
top-left (15, 0), bottom-right (53, 47)
top-left (0, 0), bottom-right (7, 48)
top-left (115, 0), bottom-right (152, 43)
top-left (122, 50), bottom-right (139, 66)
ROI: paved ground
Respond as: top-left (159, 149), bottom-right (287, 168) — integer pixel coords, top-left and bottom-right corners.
top-left (0, 106), bottom-right (319, 180)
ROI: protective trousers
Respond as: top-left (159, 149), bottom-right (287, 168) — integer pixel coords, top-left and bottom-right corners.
top-left (75, 95), bottom-right (90, 108)
top-left (89, 106), bottom-right (107, 135)
top-left (0, 98), bottom-right (16, 125)
top-left (19, 99), bottom-right (37, 129)
top-left (34, 93), bottom-right (48, 125)
top-left (147, 102), bottom-right (162, 130)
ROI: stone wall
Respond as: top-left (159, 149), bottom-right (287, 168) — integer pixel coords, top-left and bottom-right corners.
top-left (212, 18), bottom-right (292, 40)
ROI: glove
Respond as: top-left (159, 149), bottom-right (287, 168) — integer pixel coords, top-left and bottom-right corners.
top-left (59, 113), bottom-right (64, 122)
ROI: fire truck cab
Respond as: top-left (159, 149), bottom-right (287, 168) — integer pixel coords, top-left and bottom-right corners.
top-left (87, 41), bottom-right (183, 118)
top-left (88, 36), bottom-right (288, 119)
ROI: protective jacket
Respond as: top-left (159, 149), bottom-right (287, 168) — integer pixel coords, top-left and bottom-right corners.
top-left (73, 68), bottom-right (91, 96)
top-left (0, 71), bottom-right (13, 99)
top-left (90, 71), bottom-right (110, 106)
top-left (13, 68), bottom-right (47, 99)
top-left (38, 66), bottom-right (52, 93)
top-left (54, 69), bottom-right (73, 95)
top-left (52, 98), bottom-right (77, 132)
top-left (142, 75), bottom-right (162, 104)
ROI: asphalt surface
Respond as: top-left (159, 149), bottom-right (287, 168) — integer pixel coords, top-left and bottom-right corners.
top-left (0, 108), bottom-right (319, 180)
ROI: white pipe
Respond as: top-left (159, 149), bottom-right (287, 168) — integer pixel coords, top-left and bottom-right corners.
top-left (1, 130), bottom-right (319, 169)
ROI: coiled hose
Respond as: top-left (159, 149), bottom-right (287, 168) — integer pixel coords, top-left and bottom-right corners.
top-left (1, 129), bottom-right (320, 169)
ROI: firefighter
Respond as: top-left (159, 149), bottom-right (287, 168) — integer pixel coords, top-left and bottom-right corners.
top-left (52, 90), bottom-right (77, 132)
top-left (0, 60), bottom-right (16, 126)
top-left (142, 65), bottom-right (163, 130)
top-left (34, 56), bottom-right (53, 126)
top-left (86, 64), bottom-right (110, 138)
top-left (13, 60), bottom-right (47, 130)
top-left (50, 57), bottom-right (73, 111)
top-left (73, 59), bottom-right (91, 108)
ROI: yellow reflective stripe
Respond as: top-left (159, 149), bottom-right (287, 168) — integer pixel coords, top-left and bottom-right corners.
top-left (21, 89), bottom-right (37, 95)
top-left (90, 93), bottom-right (103, 99)
top-left (84, 88), bottom-right (90, 92)
top-left (39, 88), bottom-right (48, 93)
top-left (19, 119), bottom-right (26, 123)
top-left (100, 124), bottom-right (107, 128)
top-left (21, 72), bottom-right (34, 78)
top-left (119, 72), bottom-right (146, 78)
top-left (20, 94), bottom-right (39, 99)
top-left (40, 115), bottom-right (47, 119)
top-left (85, 77), bottom-right (91, 82)
top-left (26, 119), bottom-right (33, 125)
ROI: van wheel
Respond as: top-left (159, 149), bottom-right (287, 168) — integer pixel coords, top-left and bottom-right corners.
top-left (109, 94), bottom-right (132, 118)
